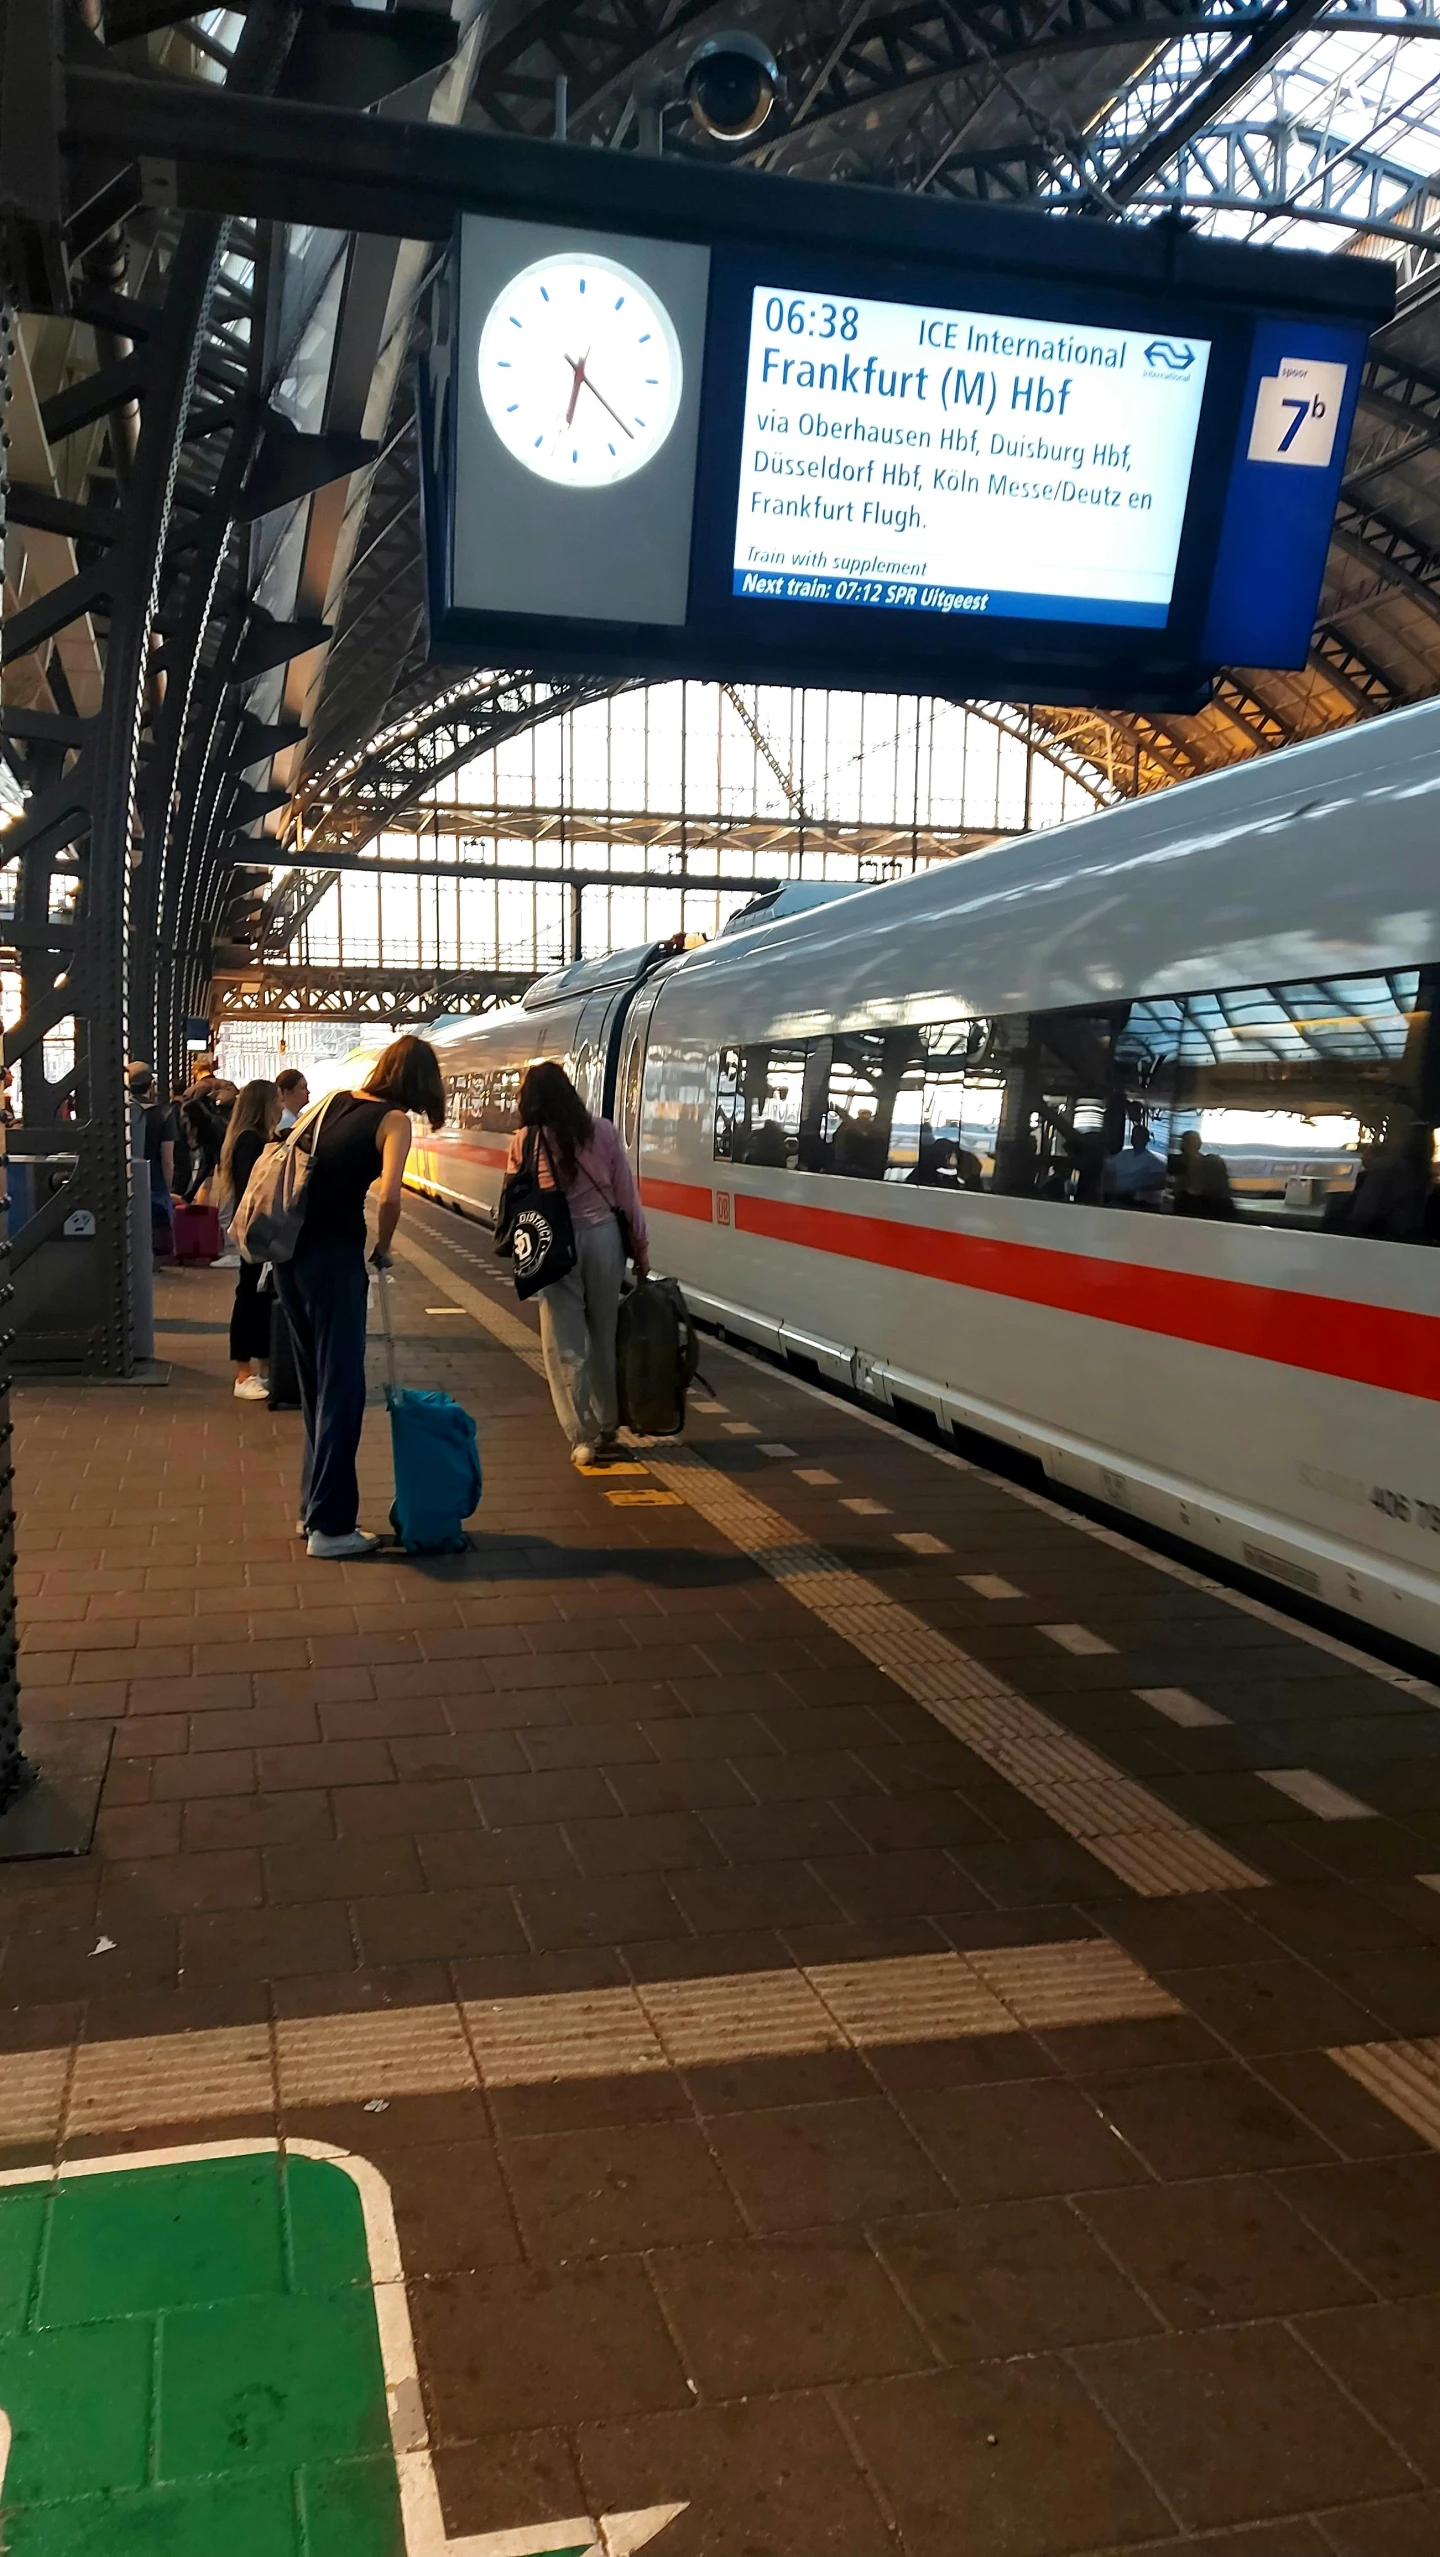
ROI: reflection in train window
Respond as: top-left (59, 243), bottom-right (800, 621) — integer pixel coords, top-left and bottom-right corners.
top-left (446, 1066), bottom-right (522, 1136)
top-left (710, 966), bottom-right (1440, 1236)
top-left (714, 1042), bottom-right (811, 1166)
top-left (620, 1036), bottom-right (644, 1147)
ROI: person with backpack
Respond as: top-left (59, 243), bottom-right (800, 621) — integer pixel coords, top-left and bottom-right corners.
top-left (502, 1061), bottom-right (648, 1469)
top-left (217, 1079), bottom-right (282, 1400)
top-left (270, 1036), bottom-right (445, 1559)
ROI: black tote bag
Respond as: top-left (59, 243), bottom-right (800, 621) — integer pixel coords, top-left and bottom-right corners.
top-left (495, 1130), bottom-right (578, 1301)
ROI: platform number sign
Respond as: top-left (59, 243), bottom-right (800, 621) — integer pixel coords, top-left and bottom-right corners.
top-left (1246, 357), bottom-right (1348, 468)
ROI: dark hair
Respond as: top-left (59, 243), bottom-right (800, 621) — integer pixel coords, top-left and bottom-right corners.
top-left (218, 1079), bottom-right (279, 1208)
top-left (275, 1067), bottom-right (308, 1097)
top-left (365, 1035), bottom-right (446, 1130)
top-left (518, 1060), bottom-right (593, 1184)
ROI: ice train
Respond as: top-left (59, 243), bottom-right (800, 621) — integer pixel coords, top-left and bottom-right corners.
top-left (366, 696), bottom-right (1440, 1653)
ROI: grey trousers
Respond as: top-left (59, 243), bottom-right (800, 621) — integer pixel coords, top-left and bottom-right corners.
top-left (536, 1215), bottom-right (625, 1448)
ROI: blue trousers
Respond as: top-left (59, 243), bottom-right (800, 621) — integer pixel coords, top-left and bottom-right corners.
top-left (274, 1235), bottom-right (370, 1536)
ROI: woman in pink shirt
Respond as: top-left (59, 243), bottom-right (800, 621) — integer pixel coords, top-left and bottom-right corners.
top-left (506, 1062), bottom-right (650, 1468)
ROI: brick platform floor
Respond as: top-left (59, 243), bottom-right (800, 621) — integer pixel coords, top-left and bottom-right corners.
top-left (8, 1198), bottom-right (1440, 2553)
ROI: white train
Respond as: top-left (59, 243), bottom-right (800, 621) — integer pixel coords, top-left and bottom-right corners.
top-left (364, 698), bottom-right (1440, 1654)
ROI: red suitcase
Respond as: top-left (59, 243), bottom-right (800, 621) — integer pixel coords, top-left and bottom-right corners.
top-left (173, 1203), bottom-right (222, 1263)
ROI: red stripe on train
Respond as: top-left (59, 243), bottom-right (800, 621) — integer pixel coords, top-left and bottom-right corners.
top-left (642, 1177), bottom-right (717, 1222)
top-left (415, 1138), bottom-right (509, 1171)
top-left (642, 1177), bottom-right (1440, 1404)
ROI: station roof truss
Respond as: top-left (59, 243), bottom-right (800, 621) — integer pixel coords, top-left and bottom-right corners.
top-left (12, 0), bottom-right (1440, 1099)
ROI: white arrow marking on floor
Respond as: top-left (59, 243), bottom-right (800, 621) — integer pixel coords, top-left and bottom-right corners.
top-left (446, 2504), bottom-right (688, 2557)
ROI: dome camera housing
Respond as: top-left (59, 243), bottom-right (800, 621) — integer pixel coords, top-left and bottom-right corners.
top-left (683, 33), bottom-right (780, 141)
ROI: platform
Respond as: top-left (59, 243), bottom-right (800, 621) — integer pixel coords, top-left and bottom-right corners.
top-left (7, 1194), bottom-right (1440, 2554)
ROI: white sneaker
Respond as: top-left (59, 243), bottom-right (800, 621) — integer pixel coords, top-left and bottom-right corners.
top-left (307, 1528), bottom-right (380, 1560)
top-left (233, 1375), bottom-right (269, 1401)
top-left (571, 1443), bottom-right (598, 1469)
top-left (215, 1252), bottom-right (242, 1268)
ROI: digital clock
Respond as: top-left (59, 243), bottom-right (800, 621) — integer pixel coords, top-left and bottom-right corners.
top-left (761, 296), bottom-right (860, 344)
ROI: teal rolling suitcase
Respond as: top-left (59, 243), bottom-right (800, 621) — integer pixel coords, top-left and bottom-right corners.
top-left (376, 1270), bottom-right (482, 1552)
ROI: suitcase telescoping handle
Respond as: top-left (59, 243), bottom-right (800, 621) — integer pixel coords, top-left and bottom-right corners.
top-left (374, 1260), bottom-right (400, 1400)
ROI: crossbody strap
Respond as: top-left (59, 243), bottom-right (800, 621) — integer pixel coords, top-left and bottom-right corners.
top-left (289, 1090), bottom-right (340, 1157)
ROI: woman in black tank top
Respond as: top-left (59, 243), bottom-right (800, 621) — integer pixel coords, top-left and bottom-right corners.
top-left (273, 1036), bottom-right (446, 1559)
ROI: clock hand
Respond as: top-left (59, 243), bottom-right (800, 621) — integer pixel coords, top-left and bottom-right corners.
top-left (575, 368), bottom-right (635, 439)
top-left (563, 349), bottom-right (589, 428)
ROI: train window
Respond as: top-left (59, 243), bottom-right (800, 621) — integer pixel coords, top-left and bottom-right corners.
top-left (886, 1022), bottom-right (974, 1186)
top-left (710, 969), bottom-right (1440, 1235)
top-left (715, 1042), bottom-right (812, 1167)
top-left (480, 1069), bottom-right (522, 1135)
top-left (986, 1011), bottom-right (1127, 1202)
top-left (446, 1072), bottom-right (486, 1132)
top-left (1139, 970), bottom-right (1437, 1232)
top-left (713, 1049), bottom-right (740, 1161)
top-left (821, 1032), bottom-right (921, 1180)
top-left (620, 1036), bottom-right (643, 1147)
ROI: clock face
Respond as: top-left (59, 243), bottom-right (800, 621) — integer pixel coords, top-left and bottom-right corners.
top-left (476, 252), bottom-right (684, 489)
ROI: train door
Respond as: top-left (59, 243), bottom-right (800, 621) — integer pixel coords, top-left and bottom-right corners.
top-left (616, 982), bottom-right (664, 1171)
top-left (567, 997), bottom-right (615, 1117)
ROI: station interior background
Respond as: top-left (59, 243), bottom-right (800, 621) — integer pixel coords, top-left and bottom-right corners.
top-left (17, 1), bottom-right (1440, 1103)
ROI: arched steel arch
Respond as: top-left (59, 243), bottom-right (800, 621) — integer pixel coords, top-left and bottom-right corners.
top-left (268, 673), bottom-right (1118, 918)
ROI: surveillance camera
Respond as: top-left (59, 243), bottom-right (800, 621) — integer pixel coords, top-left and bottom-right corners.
top-left (683, 33), bottom-right (780, 142)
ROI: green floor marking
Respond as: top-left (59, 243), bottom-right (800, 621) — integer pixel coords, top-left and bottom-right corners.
top-left (0, 2142), bottom-right (686, 2557)
top-left (0, 2148), bottom-right (401, 2557)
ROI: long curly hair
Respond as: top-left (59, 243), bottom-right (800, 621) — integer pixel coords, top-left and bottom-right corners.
top-left (517, 1060), bottom-right (593, 1185)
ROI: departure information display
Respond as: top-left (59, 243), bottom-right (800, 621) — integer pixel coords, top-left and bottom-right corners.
top-left (430, 175), bottom-right (1391, 705)
top-left (732, 287), bottom-right (1211, 626)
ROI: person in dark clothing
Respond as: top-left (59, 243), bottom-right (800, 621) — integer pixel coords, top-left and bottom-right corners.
top-left (1334, 1123), bottom-right (1434, 1242)
top-left (272, 1035), bottom-right (445, 1559)
top-left (128, 1063), bottom-right (179, 1260)
top-left (181, 1082), bottom-right (225, 1203)
top-left (218, 1080), bottom-right (281, 1399)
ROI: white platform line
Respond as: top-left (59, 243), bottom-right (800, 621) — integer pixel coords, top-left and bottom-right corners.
top-left (393, 1233), bottom-right (1265, 1901)
top-left (712, 1326), bottom-right (1440, 1710)
top-left (643, 1445), bottom-right (1265, 1900)
top-left (1134, 1685), bottom-right (1230, 1728)
top-left (1041, 1623), bottom-right (1117, 1657)
top-left (1257, 1768), bottom-right (1378, 1821)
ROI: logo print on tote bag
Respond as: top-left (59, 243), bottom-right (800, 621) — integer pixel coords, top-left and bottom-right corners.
top-left (512, 1211), bottom-right (554, 1276)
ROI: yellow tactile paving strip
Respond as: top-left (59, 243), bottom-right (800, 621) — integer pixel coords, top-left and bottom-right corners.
top-left (0, 1940), bottom-right (1177, 2144)
top-left (395, 1231), bottom-right (1266, 1900)
top-left (1331, 2035), bottom-right (1440, 2148)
